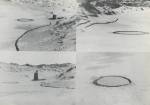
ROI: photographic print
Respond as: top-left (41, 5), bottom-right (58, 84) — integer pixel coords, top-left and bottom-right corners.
top-left (0, 52), bottom-right (76, 105)
top-left (77, 52), bottom-right (150, 105)
top-left (0, 0), bottom-right (77, 51)
top-left (0, 0), bottom-right (150, 105)
top-left (77, 0), bottom-right (150, 52)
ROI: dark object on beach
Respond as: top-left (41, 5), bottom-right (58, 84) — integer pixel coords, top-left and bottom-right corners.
top-left (93, 75), bottom-right (132, 87)
top-left (48, 16), bottom-right (64, 20)
top-left (53, 14), bottom-right (57, 19)
top-left (33, 70), bottom-right (39, 81)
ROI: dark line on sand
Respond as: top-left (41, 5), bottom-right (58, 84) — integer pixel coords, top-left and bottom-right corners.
top-left (113, 31), bottom-right (149, 35)
top-left (85, 18), bottom-right (118, 28)
top-left (15, 25), bottom-right (50, 51)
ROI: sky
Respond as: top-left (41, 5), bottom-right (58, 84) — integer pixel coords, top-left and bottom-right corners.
top-left (0, 51), bottom-right (76, 65)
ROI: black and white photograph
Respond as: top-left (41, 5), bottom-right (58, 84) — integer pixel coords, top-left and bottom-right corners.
top-left (0, 0), bottom-right (150, 105)
top-left (77, 52), bottom-right (150, 105)
top-left (0, 52), bottom-right (76, 105)
top-left (0, 0), bottom-right (77, 51)
top-left (77, 0), bottom-right (150, 52)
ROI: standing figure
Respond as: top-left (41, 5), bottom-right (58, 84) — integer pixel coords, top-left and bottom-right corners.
top-left (53, 14), bottom-right (57, 19)
top-left (34, 70), bottom-right (38, 81)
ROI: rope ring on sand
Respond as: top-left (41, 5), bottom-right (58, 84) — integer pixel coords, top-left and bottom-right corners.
top-left (17, 18), bottom-right (34, 22)
top-left (93, 75), bottom-right (132, 87)
top-left (85, 18), bottom-right (119, 28)
top-left (40, 82), bottom-right (75, 89)
top-left (113, 31), bottom-right (149, 35)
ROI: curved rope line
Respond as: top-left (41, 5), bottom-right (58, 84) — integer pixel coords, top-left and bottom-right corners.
top-left (85, 18), bottom-right (119, 28)
top-left (15, 25), bottom-right (50, 51)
